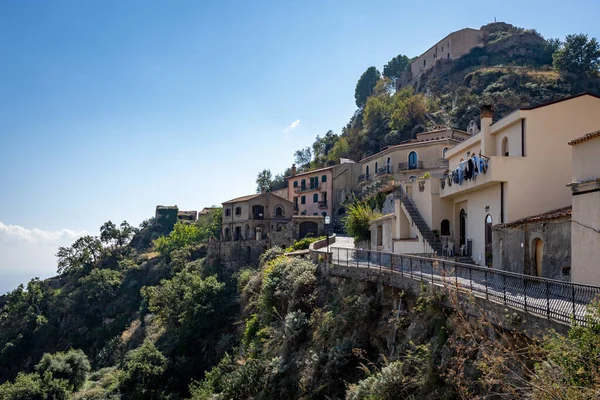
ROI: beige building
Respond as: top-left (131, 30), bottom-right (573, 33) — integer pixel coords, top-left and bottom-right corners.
top-left (359, 128), bottom-right (471, 192)
top-left (372, 93), bottom-right (600, 274)
top-left (287, 160), bottom-right (361, 231)
top-left (399, 28), bottom-right (483, 87)
top-left (569, 130), bottom-right (600, 285)
top-left (222, 192), bottom-right (294, 241)
top-left (438, 93), bottom-right (600, 268)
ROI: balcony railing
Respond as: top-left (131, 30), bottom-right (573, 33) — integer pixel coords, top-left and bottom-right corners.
top-left (318, 201), bottom-right (328, 209)
top-left (358, 174), bottom-right (371, 184)
top-left (294, 183), bottom-right (319, 193)
top-left (398, 161), bottom-right (424, 171)
top-left (376, 166), bottom-right (394, 176)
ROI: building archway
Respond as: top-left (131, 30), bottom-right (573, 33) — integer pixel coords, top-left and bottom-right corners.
top-left (386, 157), bottom-right (391, 173)
top-left (533, 238), bottom-right (544, 277)
top-left (459, 209), bottom-right (466, 248)
top-left (485, 214), bottom-right (493, 266)
top-left (299, 221), bottom-right (319, 238)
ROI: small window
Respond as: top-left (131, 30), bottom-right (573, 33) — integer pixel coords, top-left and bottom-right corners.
top-left (423, 59), bottom-right (426, 67)
top-left (442, 147), bottom-right (449, 159)
top-left (447, 53), bottom-right (450, 59)
top-left (441, 219), bottom-right (450, 236)
top-left (321, 212), bottom-right (327, 217)
top-left (313, 212), bottom-right (318, 216)
top-left (301, 196), bottom-right (306, 204)
top-left (224, 228), bottom-right (230, 236)
top-left (375, 161), bottom-right (378, 173)
top-left (275, 206), bottom-right (283, 217)
top-left (322, 175), bottom-right (327, 183)
top-left (225, 209), bottom-right (231, 217)
top-left (235, 207), bottom-right (241, 216)
top-left (409, 175), bottom-right (417, 182)
top-left (293, 181), bottom-right (298, 188)
top-left (377, 225), bottom-right (383, 246)
top-left (313, 193), bottom-right (319, 203)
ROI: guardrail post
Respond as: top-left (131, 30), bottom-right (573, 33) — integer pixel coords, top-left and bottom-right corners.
top-left (431, 259), bottom-right (434, 284)
top-left (410, 258), bottom-right (413, 278)
top-left (356, 250), bottom-right (359, 269)
top-left (346, 248), bottom-right (349, 267)
top-left (546, 282), bottom-right (550, 320)
top-left (455, 264), bottom-right (458, 287)
top-left (400, 255), bottom-right (404, 277)
top-left (503, 275), bottom-right (507, 305)
top-left (367, 251), bottom-right (370, 271)
top-left (572, 286), bottom-right (576, 324)
top-left (485, 270), bottom-right (488, 300)
top-left (337, 248), bottom-right (340, 266)
top-left (420, 259), bottom-right (423, 282)
top-left (524, 278), bottom-right (528, 313)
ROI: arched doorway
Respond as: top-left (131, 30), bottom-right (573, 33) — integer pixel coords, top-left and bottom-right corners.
top-left (386, 157), bottom-right (391, 173)
top-left (502, 137), bottom-right (509, 156)
top-left (299, 221), bottom-right (319, 238)
top-left (255, 225), bottom-right (264, 241)
top-left (366, 165), bottom-right (370, 180)
top-left (459, 209), bottom-right (466, 249)
top-left (533, 238), bottom-right (544, 277)
top-left (485, 215), bottom-right (493, 266)
top-left (408, 151), bottom-right (418, 170)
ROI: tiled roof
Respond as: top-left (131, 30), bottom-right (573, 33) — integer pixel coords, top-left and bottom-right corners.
top-left (568, 129), bottom-right (600, 146)
top-left (496, 207), bottom-right (572, 228)
top-left (361, 137), bottom-right (460, 162)
top-left (222, 194), bottom-right (260, 204)
top-left (178, 211), bottom-right (197, 216)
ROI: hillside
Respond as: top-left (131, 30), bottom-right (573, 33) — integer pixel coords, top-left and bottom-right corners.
top-left (2, 220), bottom-right (600, 399)
top-left (279, 22), bottom-right (600, 177)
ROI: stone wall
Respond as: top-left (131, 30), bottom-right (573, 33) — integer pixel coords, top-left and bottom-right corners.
top-left (207, 240), bottom-right (269, 271)
top-left (155, 205), bottom-right (178, 234)
top-left (493, 215), bottom-right (571, 281)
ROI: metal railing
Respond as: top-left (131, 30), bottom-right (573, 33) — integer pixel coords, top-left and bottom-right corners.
top-left (398, 161), bottom-right (424, 171)
top-left (330, 247), bottom-right (600, 326)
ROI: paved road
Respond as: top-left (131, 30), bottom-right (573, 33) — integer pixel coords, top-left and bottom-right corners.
top-left (326, 247), bottom-right (598, 326)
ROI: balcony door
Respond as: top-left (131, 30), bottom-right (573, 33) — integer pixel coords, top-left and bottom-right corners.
top-left (408, 151), bottom-right (418, 170)
top-left (459, 209), bottom-right (466, 248)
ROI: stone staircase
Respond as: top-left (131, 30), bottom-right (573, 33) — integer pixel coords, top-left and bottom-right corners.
top-left (396, 188), bottom-right (443, 255)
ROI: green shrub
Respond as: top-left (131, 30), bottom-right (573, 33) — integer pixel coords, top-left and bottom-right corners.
top-left (343, 202), bottom-right (381, 242)
top-left (284, 236), bottom-right (325, 253)
top-left (35, 349), bottom-right (91, 392)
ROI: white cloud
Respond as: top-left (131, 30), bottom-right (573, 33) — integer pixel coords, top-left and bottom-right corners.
top-left (284, 119), bottom-right (300, 133)
top-left (0, 221), bottom-right (88, 245)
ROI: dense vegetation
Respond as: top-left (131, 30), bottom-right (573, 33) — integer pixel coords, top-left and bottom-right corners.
top-left (256, 23), bottom-right (600, 188)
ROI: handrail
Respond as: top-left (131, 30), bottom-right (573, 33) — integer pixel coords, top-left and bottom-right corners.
top-left (330, 247), bottom-right (600, 326)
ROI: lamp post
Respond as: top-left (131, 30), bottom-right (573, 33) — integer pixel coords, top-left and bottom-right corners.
top-left (324, 216), bottom-right (331, 264)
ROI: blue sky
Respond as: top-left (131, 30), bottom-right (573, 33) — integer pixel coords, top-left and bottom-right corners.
top-left (1, 0), bottom-right (599, 293)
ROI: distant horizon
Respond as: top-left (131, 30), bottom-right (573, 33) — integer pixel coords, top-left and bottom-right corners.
top-left (2, 0), bottom-right (600, 293)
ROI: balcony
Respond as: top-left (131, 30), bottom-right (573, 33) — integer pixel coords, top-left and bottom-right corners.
top-left (439, 156), bottom-right (526, 198)
top-left (398, 161), bottom-right (424, 171)
top-left (376, 166), bottom-right (394, 176)
top-left (294, 183), bottom-right (319, 193)
top-left (318, 201), bottom-right (328, 209)
top-left (358, 174), bottom-right (372, 184)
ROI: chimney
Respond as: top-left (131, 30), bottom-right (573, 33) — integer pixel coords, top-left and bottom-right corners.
top-left (480, 105), bottom-right (495, 157)
top-left (291, 164), bottom-right (297, 176)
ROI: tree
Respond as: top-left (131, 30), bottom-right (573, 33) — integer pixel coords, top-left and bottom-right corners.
top-left (355, 67), bottom-right (381, 108)
top-left (35, 349), bottom-right (91, 392)
top-left (56, 236), bottom-right (102, 275)
top-left (294, 147), bottom-right (312, 170)
top-left (342, 201), bottom-right (381, 242)
top-left (100, 220), bottom-right (135, 248)
top-left (553, 34), bottom-right (600, 75)
top-left (327, 137), bottom-right (350, 163)
top-left (255, 169), bottom-right (273, 193)
top-left (153, 222), bottom-right (203, 256)
top-left (100, 220), bottom-right (118, 247)
top-left (117, 221), bottom-right (135, 246)
top-left (119, 340), bottom-right (168, 400)
top-left (383, 54), bottom-right (410, 80)
top-left (311, 130), bottom-right (339, 167)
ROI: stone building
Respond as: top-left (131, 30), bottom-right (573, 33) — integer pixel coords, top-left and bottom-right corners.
top-left (221, 192), bottom-right (294, 241)
top-left (398, 28), bottom-right (483, 88)
top-left (286, 160), bottom-right (361, 232)
top-left (155, 205), bottom-right (178, 234)
top-left (492, 207), bottom-right (571, 281)
top-left (568, 130), bottom-right (600, 285)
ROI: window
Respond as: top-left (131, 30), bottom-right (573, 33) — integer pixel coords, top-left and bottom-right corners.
top-left (375, 161), bottom-right (378, 173)
top-left (366, 165), bottom-right (370, 178)
top-left (447, 53), bottom-right (450, 59)
top-left (441, 219), bottom-right (450, 236)
top-left (502, 137), bottom-right (509, 156)
top-left (235, 207), bottom-right (241, 216)
top-left (224, 227), bottom-right (230, 237)
top-left (313, 193), bottom-right (319, 203)
top-left (377, 225), bottom-right (383, 246)
top-left (408, 151), bottom-right (418, 169)
top-left (442, 147), bottom-right (449, 159)
top-left (409, 175), bottom-right (417, 182)
top-left (293, 181), bottom-right (298, 188)
top-left (275, 206), bottom-right (283, 217)
top-left (441, 46), bottom-right (444, 52)
top-left (386, 157), bottom-right (391, 173)
top-left (322, 192), bottom-right (327, 206)
top-left (310, 177), bottom-right (315, 189)
top-left (322, 175), bottom-right (327, 183)
top-left (321, 212), bottom-right (327, 217)
top-left (423, 59), bottom-right (426, 67)
top-left (225, 209), bottom-right (231, 217)
top-left (313, 213), bottom-right (318, 216)
top-left (301, 196), bottom-right (306, 204)
top-left (301, 179), bottom-right (306, 189)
